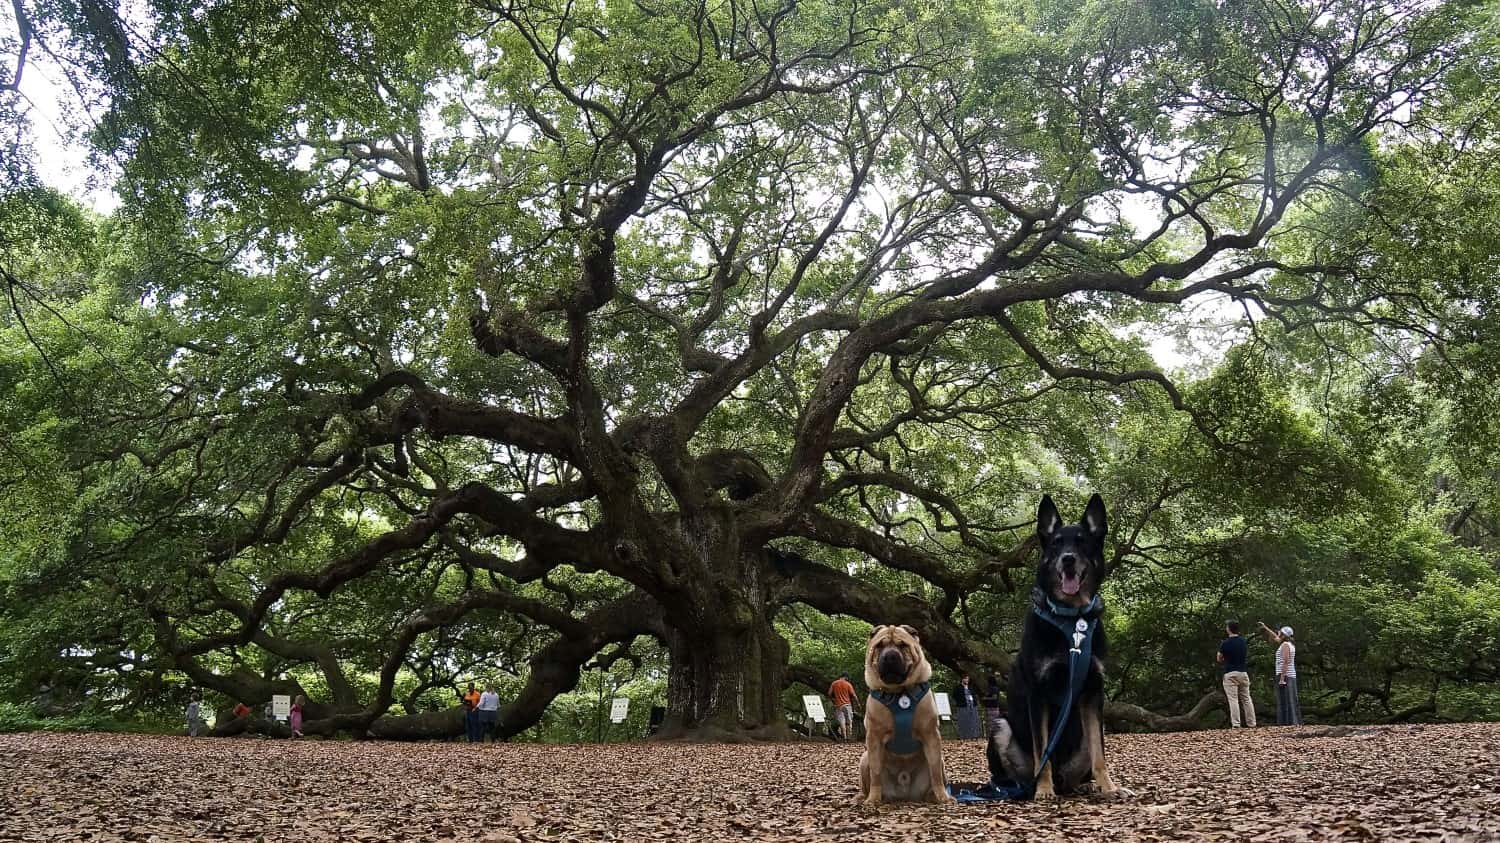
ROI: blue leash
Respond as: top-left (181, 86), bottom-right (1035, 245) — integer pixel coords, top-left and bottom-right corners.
top-left (951, 599), bottom-right (1098, 803)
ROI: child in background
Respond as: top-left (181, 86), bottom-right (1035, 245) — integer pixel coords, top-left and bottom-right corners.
top-left (290, 695), bottom-right (305, 737)
top-left (186, 693), bottom-right (202, 737)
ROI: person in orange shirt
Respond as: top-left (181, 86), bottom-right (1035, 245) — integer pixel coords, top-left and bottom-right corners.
top-left (827, 673), bottom-right (859, 741)
top-left (461, 682), bottom-right (483, 743)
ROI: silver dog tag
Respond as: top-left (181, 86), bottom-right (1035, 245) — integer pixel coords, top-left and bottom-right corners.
top-left (1075, 619), bottom-right (1088, 633)
top-left (898, 694), bottom-right (912, 709)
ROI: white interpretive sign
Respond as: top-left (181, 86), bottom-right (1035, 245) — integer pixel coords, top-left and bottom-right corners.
top-left (933, 692), bottom-right (952, 721)
top-left (609, 697), bottom-right (630, 723)
top-left (802, 695), bottom-right (827, 723)
top-left (271, 695), bottom-right (291, 721)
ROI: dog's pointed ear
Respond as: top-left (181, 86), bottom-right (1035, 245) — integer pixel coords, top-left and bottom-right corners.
top-left (899, 625), bottom-right (919, 640)
top-left (1083, 493), bottom-right (1107, 540)
top-left (1037, 494), bottom-right (1062, 543)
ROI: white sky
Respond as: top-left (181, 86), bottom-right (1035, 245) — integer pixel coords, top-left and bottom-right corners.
top-left (15, 51), bottom-right (122, 215)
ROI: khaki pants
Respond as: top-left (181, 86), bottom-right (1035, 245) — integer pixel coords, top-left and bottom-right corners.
top-left (1222, 671), bottom-right (1256, 727)
top-left (834, 703), bottom-right (853, 736)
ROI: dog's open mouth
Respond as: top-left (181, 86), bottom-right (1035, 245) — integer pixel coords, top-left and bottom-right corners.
top-left (1059, 569), bottom-right (1082, 596)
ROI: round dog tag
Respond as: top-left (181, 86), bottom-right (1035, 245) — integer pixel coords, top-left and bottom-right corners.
top-left (898, 694), bottom-right (912, 709)
top-left (1075, 619), bottom-right (1088, 633)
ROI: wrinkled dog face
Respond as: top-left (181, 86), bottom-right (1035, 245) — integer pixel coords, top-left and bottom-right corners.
top-left (865, 625), bottom-right (928, 689)
top-left (1035, 493), bottom-right (1108, 607)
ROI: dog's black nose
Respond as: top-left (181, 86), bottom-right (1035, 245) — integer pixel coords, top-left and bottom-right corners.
top-left (1059, 552), bottom-right (1077, 566)
top-left (877, 648), bottom-right (906, 682)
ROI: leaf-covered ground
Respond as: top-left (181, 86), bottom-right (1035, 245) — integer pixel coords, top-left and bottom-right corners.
top-left (1, 723), bottom-right (1496, 841)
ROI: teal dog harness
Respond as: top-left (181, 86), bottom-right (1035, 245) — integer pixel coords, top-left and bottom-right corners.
top-left (869, 681), bottom-right (931, 754)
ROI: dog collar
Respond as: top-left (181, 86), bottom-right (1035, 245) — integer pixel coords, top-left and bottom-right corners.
top-left (1032, 589), bottom-right (1103, 621)
top-left (871, 681), bottom-right (930, 755)
top-left (870, 681), bottom-right (931, 708)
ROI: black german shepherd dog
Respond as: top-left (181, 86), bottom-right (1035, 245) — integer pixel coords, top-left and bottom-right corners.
top-left (986, 493), bottom-right (1123, 799)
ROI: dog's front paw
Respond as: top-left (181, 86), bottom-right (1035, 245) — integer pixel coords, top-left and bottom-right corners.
top-left (1033, 785), bottom-right (1060, 802)
top-left (932, 789), bottom-right (955, 804)
top-left (1095, 785), bottom-right (1135, 801)
top-left (862, 793), bottom-right (884, 808)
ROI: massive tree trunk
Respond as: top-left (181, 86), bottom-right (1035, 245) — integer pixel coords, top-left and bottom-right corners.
top-left (646, 517), bottom-right (794, 739)
top-left (659, 613), bottom-right (789, 741)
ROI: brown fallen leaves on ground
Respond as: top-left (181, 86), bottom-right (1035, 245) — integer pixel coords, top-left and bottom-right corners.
top-left (0, 723), bottom-right (1496, 841)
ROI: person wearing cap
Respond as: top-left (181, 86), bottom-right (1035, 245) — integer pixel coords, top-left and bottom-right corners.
top-left (1259, 623), bottom-right (1303, 725)
top-left (827, 673), bottom-right (859, 741)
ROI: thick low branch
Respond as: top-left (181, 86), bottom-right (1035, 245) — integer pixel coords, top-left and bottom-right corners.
top-left (332, 586), bottom-right (596, 734)
top-left (251, 631), bottom-right (358, 707)
top-left (772, 549), bottom-right (1011, 676)
top-left (303, 589), bottom-right (660, 738)
top-left (496, 590), bottom-right (666, 739)
top-left (783, 509), bottom-right (968, 593)
top-left (1104, 689), bottom-right (1222, 732)
top-left (171, 481), bottom-right (610, 658)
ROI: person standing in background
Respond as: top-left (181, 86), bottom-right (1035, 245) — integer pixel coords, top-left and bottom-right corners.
top-left (289, 694), bottom-right (305, 738)
top-left (952, 673), bottom-right (982, 739)
top-left (477, 685), bottom-right (500, 742)
top-left (1217, 620), bottom-right (1255, 728)
top-left (827, 673), bottom-right (858, 742)
top-left (186, 693), bottom-right (202, 737)
top-left (461, 682), bottom-right (483, 743)
top-left (1273, 625), bottom-right (1302, 725)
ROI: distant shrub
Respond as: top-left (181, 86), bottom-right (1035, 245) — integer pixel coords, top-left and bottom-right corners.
top-left (0, 702), bottom-right (177, 734)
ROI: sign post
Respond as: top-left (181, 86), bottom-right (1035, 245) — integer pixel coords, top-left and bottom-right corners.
top-left (933, 692), bottom-right (952, 721)
top-left (609, 697), bottom-right (630, 724)
top-left (271, 695), bottom-right (291, 722)
top-left (802, 695), bottom-right (826, 736)
top-left (801, 695), bottom-right (827, 723)
top-left (932, 692), bottom-right (956, 739)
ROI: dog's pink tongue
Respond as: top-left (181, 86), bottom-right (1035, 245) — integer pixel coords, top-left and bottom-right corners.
top-left (1061, 573), bottom-right (1081, 595)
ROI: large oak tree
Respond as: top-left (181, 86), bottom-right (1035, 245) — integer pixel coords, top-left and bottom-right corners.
top-left (2, 0), bottom-right (1490, 738)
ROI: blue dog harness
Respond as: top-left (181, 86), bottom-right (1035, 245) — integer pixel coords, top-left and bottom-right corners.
top-left (870, 682), bottom-right (931, 755)
top-left (1031, 593), bottom-right (1102, 707)
top-left (950, 593), bottom-right (1103, 803)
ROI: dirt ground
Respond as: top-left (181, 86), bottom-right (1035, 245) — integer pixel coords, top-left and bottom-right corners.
top-left (0, 723), bottom-right (1496, 841)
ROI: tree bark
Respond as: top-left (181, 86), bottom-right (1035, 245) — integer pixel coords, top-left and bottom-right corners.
top-left (650, 543), bottom-right (793, 741)
top-left (657, 616), bottom-right (790, 741)
top-left (366, 707), bottom-right (466, 740)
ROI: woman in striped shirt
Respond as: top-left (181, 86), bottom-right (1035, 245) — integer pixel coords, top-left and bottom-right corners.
top-left (1273, 626), bottom-right (1302, 725)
